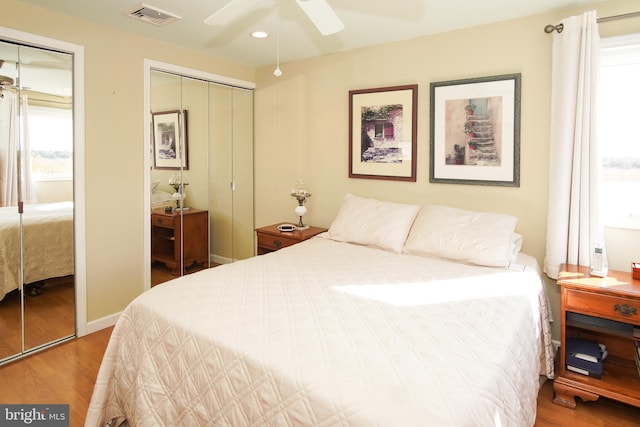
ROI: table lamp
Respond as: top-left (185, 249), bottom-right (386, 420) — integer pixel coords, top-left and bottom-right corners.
top-left (290, 180), bottom-right (311, 230)
top-left (169, 174), bottom-right (189, 210)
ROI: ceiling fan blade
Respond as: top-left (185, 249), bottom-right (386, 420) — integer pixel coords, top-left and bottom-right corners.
top-left (295, 0), bottom-right (344, 36)
top-left (204, 0), bottom-right (260, 26)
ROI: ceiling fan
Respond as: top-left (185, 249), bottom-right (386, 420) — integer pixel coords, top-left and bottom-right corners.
top-left (204, 0), bottom-right (344, 36)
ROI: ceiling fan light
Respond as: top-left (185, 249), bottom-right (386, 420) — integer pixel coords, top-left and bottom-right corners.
top-left (251, 31), bottom-right (269, 39)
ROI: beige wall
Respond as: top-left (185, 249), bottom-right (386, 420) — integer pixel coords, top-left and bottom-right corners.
top-left (3, 0), bottom-right (254, 323)
top-left (4, 0), bottom-right (639, 339)
top-left (253, 0), bottom-right (640, 340)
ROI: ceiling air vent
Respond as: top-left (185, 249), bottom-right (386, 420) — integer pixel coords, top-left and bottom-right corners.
top-left (125, 3), bottom-right (182, 26)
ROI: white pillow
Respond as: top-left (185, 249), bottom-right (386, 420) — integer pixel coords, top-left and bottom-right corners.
top-left (403, 205), bottom-right (518, 267)
top-left (509, 233), bottom-right (523, 262)
top-left (327, 194), bottom-right (421, 253)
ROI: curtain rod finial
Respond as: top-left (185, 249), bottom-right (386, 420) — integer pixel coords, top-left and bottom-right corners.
top-left (544, 23), bottom-right (564, 34)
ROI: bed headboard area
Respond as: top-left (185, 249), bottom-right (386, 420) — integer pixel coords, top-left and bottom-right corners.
top-left (325, 193), bottom-right (522, 268)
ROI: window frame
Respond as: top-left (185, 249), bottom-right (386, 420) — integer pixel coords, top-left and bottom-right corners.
top-left (599, 33), bottom-right (640, 230)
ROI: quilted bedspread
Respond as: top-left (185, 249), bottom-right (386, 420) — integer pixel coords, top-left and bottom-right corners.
top-left (0, 202), bottom-right (74, 301)
top-left (86, 236), bottom-right (554, 426)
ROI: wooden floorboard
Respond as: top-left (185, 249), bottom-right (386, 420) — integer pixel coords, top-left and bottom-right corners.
top-left (2, 324), bottom-right (640, 426)
top-left (0, 327), bottom-right (113, 427)
top-left (0, 278), bottom-right (75, 359)
top-left (535, 378), bottom-right (640, 426)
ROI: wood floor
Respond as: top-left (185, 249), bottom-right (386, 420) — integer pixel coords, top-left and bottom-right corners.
top-left (2, 325), bottom-right (640, 426)
top-left (0, 278), bottom-right (75, 361)
top-left (0, 326), bottom-right (112, 427)
top-left (151, 260), bottom-right (214, 287)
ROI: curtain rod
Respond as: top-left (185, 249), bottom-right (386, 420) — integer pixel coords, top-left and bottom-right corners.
top-left (544, 10), bottom-right (640, 34)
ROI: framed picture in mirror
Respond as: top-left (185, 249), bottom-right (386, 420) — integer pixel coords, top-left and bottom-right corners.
top-left (152, 110), bottom-right (188, 169)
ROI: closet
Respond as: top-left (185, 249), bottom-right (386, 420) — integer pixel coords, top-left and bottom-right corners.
top-left (149, 67), bottom-right (253, 286)
top-left (0, 38), bottom-right (77, 363)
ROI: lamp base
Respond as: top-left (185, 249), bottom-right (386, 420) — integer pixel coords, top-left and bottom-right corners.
top-left (296, 215), bottom-right (309, 230)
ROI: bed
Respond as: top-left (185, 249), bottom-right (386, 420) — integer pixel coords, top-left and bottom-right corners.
top-left (0, 201), bottom-right (74, 301)
top-left (87, 195), bottom-right (554, 426)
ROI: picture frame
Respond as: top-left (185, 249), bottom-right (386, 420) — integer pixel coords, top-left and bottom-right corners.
top-left (152, 110), bottom-right (188, 170)
top-left (349, 84), bottom-right (417, 181)
top-left (429, 74), bottom-right (520, 186)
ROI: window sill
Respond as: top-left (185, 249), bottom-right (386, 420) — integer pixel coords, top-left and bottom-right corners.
top-left (604, 218), bottom-right (640, 231)
top-left (34, 175), bottom-right (72, 182)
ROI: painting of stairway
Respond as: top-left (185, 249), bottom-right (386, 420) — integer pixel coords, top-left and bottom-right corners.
top-left (464, 98), bottom-right (501, 166)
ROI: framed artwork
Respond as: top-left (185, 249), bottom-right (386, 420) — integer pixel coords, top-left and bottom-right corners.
top-left (429, 74), bottom-right (520, 186)
top-left (152, 110), bottom-right (188, 170)
top-left (349, 84), bottom-right (418, 181)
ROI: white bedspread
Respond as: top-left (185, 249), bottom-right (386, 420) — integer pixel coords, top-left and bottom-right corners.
top-left (0, 202), bottom-right (74, 301)
top-left (87, 236), bottom-right (554, 426)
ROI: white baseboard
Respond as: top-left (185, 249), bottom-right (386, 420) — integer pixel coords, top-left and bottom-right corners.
top-left (211, 254), bottom-right (234, 265)
top-left (83, 311), bottom-right (121, 336)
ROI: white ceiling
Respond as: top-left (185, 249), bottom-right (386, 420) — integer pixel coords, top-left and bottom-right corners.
top-left (16, 0), bottom-right (606, 68)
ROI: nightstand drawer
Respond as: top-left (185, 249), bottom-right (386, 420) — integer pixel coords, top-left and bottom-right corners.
top-left (152, 214), bottom-right (175, 229)
top-left (257, 233), bottom-right (298, 251)
top-left (565, 288), bottom-right (640, 324)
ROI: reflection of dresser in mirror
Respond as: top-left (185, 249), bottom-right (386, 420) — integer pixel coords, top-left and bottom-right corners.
top-left (151, 208), bottom-right (209, 275)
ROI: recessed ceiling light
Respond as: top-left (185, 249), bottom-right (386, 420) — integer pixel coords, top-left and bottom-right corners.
top-left (251, 31), bottom-right (269, 39)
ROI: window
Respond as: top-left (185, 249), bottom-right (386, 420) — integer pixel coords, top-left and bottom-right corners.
top-left (599, 34), bottom-right (640, 229)
top-left (28, 105), bottom-right (73, 181)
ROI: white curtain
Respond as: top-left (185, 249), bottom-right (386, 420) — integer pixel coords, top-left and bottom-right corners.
top-left (20, 94), bottom-right (37, 204)
top-left (0, 90), bottom-right (17, 206)
top-left (0, 92), bottom-right (37, 207)
top-left (544, 10), bottom-right (602, 279)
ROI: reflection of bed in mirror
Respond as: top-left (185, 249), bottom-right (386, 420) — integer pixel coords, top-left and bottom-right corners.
top-left (0, 201), bottom-right (74, 301)
top-left (151, 181), bottom-right (174, 210)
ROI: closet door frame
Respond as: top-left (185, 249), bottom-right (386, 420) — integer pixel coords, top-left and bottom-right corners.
top-left (0, 26), bottom-right (87, 337)
top-left (142, 59), bottom-right (254, 291)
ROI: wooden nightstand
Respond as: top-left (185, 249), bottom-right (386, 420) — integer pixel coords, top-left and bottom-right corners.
top-left (255, 223), bottom-right (327, 255)
top-left (553, 263), bottom-right (640, 409)
top-left (151, 208), bottom-right (209, 274)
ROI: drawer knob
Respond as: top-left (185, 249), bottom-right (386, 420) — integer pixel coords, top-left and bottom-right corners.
top-left (614, 304), bottom-right (637, 316)
top-left (273, 240), bottom-right (282, 248)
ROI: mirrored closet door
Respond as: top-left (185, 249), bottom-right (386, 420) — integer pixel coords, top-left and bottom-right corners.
top-left (150, 72), bottom-right (210, 283)
top-left (149, 69), bottom-right (254, 287)
top-left (0, 40), bottom-right (75, 363)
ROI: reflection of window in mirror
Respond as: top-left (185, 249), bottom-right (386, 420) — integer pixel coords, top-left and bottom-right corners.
top-left (0, 35), bottom-right (78, 364)
top-left (29, 105), bottom-right (73, 181)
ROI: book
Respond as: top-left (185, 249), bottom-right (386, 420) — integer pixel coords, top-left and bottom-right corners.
top-left (635, 342), bottom-right (640, 377)
top-left (567, 337), bottom-right (604, 362)
top-left (566, 337), bottom-right (604, 378)
top-left (566, 355), bottom-right (603, 378)
top-left (567, 364), bottom-right (602, 379)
